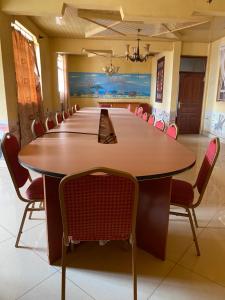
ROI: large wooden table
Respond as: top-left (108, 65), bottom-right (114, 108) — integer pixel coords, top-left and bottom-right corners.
top-left (19, 108), bottom-right (195, 264)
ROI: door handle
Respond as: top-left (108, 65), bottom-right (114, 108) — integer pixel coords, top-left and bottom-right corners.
top-left (178, 102), bottom-right (181, 110)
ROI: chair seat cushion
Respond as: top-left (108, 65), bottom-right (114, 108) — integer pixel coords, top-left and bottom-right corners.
top-left (25, 177), bottom-right (44, 200)
top-left (171, 179), bottom-right (194, 207)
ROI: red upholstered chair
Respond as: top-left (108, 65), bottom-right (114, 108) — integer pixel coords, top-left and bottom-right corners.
top-left (69, 109), bottom-right (73, 116)
top-left (134, 106), bottom-right (139, 116)
top-left (45, 118), bottom-right (55, 131)
top-left (170, 138), bottom-right (220, 256)
top-left (59, 167), bottom-right (139, 300)
top-left (72, 106), bottom-right (76, 114)
top-left (137, 107), bottom-right (143, 118)
top-left (142, 112), bottom-right (148, 122)
top-left (148, 114), bottom-right (155, 126)
top-left (166, 123), bottom-right (178, 140)
top-left (75, 104), bottom-right (80, 111)
top-left (56, 112), bottom-right (63, 125)
top-left (63, 111), bottom-right (69, 120)
top-left (31, 119), bottom-right (45, 138)
top-left (1, 133), bottom-right (44, 247)
top-left (155, 120), bottom-right (165, 131)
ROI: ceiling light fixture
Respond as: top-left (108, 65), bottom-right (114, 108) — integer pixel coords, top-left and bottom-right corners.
top-left (102, 59), bottom-right (119, 76)
top-left (126, 29), bottom-right (151, 62)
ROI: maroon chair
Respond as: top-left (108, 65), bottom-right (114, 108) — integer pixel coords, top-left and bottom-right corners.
top-left (31, 119), bottom-right (45, 138)
top-left (72, 106), bottom-right (76, 114)
top-left (137, 107), bottom-right (143, 118)
top-left (75, 104), bottom-right (80, 111)
top-left (56, 112), bottom-right (63, 125)
top-left (155, 120), bottom-right (165, 131)
top-left (134, 106), bottom-right (139, 116)
top-left (45, 118), bottom-right (55, 131)
top-left (170, 138), bottom-right (220, 256)
top-left (69, 109), bottom-right (73, 116)
top-left (59, 167), bottom-right (139, 300)
top-left (63, 111), bottom-right (69, 120)
top-left (148, 114), bottom-right (155, 126)
top-left (142, 112), bottom-right (148, 122)
top-left (166, 123), bottom-right (178, 140)
top-left (1, 133), bottom-right (44, 247)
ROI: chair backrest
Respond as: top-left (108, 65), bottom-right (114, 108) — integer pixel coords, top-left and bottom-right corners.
top-left (195, 138), bottom-right (220, 200)
top-left (166, 123), bottom-right (178, 140)
top-left (134, 106), bottom-right (139, 116)
top-left (45, 118), bottom-right (55, 131)
top-left (142, 112), bottom-right (148, 122)
top-left (137, 107), bottom-right (143, 118)
top-left (31, 119), bottom-right (45, 138)
top-left (75, 104), bottom-right (80, 111)
top-left (155, 120), bottom-right (165, 131)
top-left (148, 114), bottom-right (155, 126)
top-left (63, 111), bottom-right (69, 119)
top-left (56, 112), bottom-right (63, 125)
top-left (1, 133), bottom-right (29, 195)
top-left (59, 167), bottom-right (138, 244)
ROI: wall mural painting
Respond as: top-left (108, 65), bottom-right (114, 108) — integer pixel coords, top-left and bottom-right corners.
top-left (217, 45), bottom-right (225, 101)
top-left (69, 72), bottom-right (151, 99)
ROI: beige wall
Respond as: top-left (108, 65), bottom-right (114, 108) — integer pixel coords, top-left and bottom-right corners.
top-left (202, 36), bottom-right (225, 141)
top-left (150, 42), bottom-right (181, 123)
top-left (67, 55), bottom-right (151, 108)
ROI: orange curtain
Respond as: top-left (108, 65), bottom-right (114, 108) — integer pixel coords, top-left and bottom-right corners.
top-left (12, 29), bottom-right (44, 145)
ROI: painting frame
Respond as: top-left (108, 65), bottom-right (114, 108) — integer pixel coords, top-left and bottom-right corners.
top-left (68, 72), bottom-right (151, 99)
top-left (217, 45), bottom-right (225, 101)
top-left (155, 56), bottom-right (165, 103)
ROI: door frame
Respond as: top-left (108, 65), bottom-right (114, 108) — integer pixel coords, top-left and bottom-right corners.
top-left (177, 56), bottom-right (208, 134)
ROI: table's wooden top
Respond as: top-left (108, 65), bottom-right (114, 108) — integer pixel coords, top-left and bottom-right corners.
top-left (19, 108), bottom-right (196, 180)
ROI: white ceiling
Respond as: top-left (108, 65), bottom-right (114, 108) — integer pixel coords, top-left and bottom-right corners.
top-left (26, 4), bottom-right (225, 43)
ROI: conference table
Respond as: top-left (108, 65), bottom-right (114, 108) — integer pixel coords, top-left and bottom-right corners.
top-left (19, 108), bottom-right (195, 264)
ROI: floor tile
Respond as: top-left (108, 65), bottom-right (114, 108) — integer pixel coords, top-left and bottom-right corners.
top-left (0, 225), bottom-right (13, 243)
top-left (179, 227), bottom-right (225, 286)
top-left (18, 271), bottom-right (95, 300)
top-left (150, 265), bottom-right (225, 300)
top-left (65, 241), bottom-right (174, 300)
top-left (0, 238), bottom-right (57, 300)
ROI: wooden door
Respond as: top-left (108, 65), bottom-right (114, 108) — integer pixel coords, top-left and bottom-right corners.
top-left (177, 72), bottom-right (205, 134)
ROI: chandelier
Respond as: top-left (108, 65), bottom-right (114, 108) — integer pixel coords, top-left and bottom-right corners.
top-left (126, 29), bottom-right (151, 62)
top-left (102, 59), bottom-right (120, 76)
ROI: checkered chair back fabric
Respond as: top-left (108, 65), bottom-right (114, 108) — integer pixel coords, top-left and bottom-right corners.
top-left (142, 112), bottom-right (148, 121)
top-left (31, 120), bottom-right (45, 138)
top-left (148, 114), bottom-right (155, 126)
top-left (1, 133), bottom-right (29, 188)
top-left (137, 107), bottom-right (143, 118)
top-left (155, 120), bottom-right (165, 131)
top-left (195, 138), bottom-right (220, 194)
top-left (46, 118), bottom-right (55, 131)
top-left (56, 112), bottom-right (63, 124)
top-left (166, 124), bottom-right (178, 139)
top-left (59, 168), bottom-right (138, 243)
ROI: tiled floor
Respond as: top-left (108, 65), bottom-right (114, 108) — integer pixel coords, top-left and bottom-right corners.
top-left (0, 135), bottom-right (225, 299)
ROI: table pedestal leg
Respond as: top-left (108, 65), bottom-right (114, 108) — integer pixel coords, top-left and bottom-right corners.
top-left (44, 175), bottom-right (62, 265)
top-left (137, 177), bottom-right (171, 260)
top-left (44, 175), bottom-right (171, 264)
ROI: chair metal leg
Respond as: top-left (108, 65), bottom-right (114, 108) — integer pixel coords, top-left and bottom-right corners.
top-left (61, 238), bottom-right (67, 300)
top-left (15, 203), bottom-right (30, 247)
top-left (191, 207), bottom-right (199, 228)
top-left (28, 202), bottom-right (35, 219)
top-left (187, 208), bottom-right (200, 256)
top-left (132, 237), bottom-right (137, 300)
